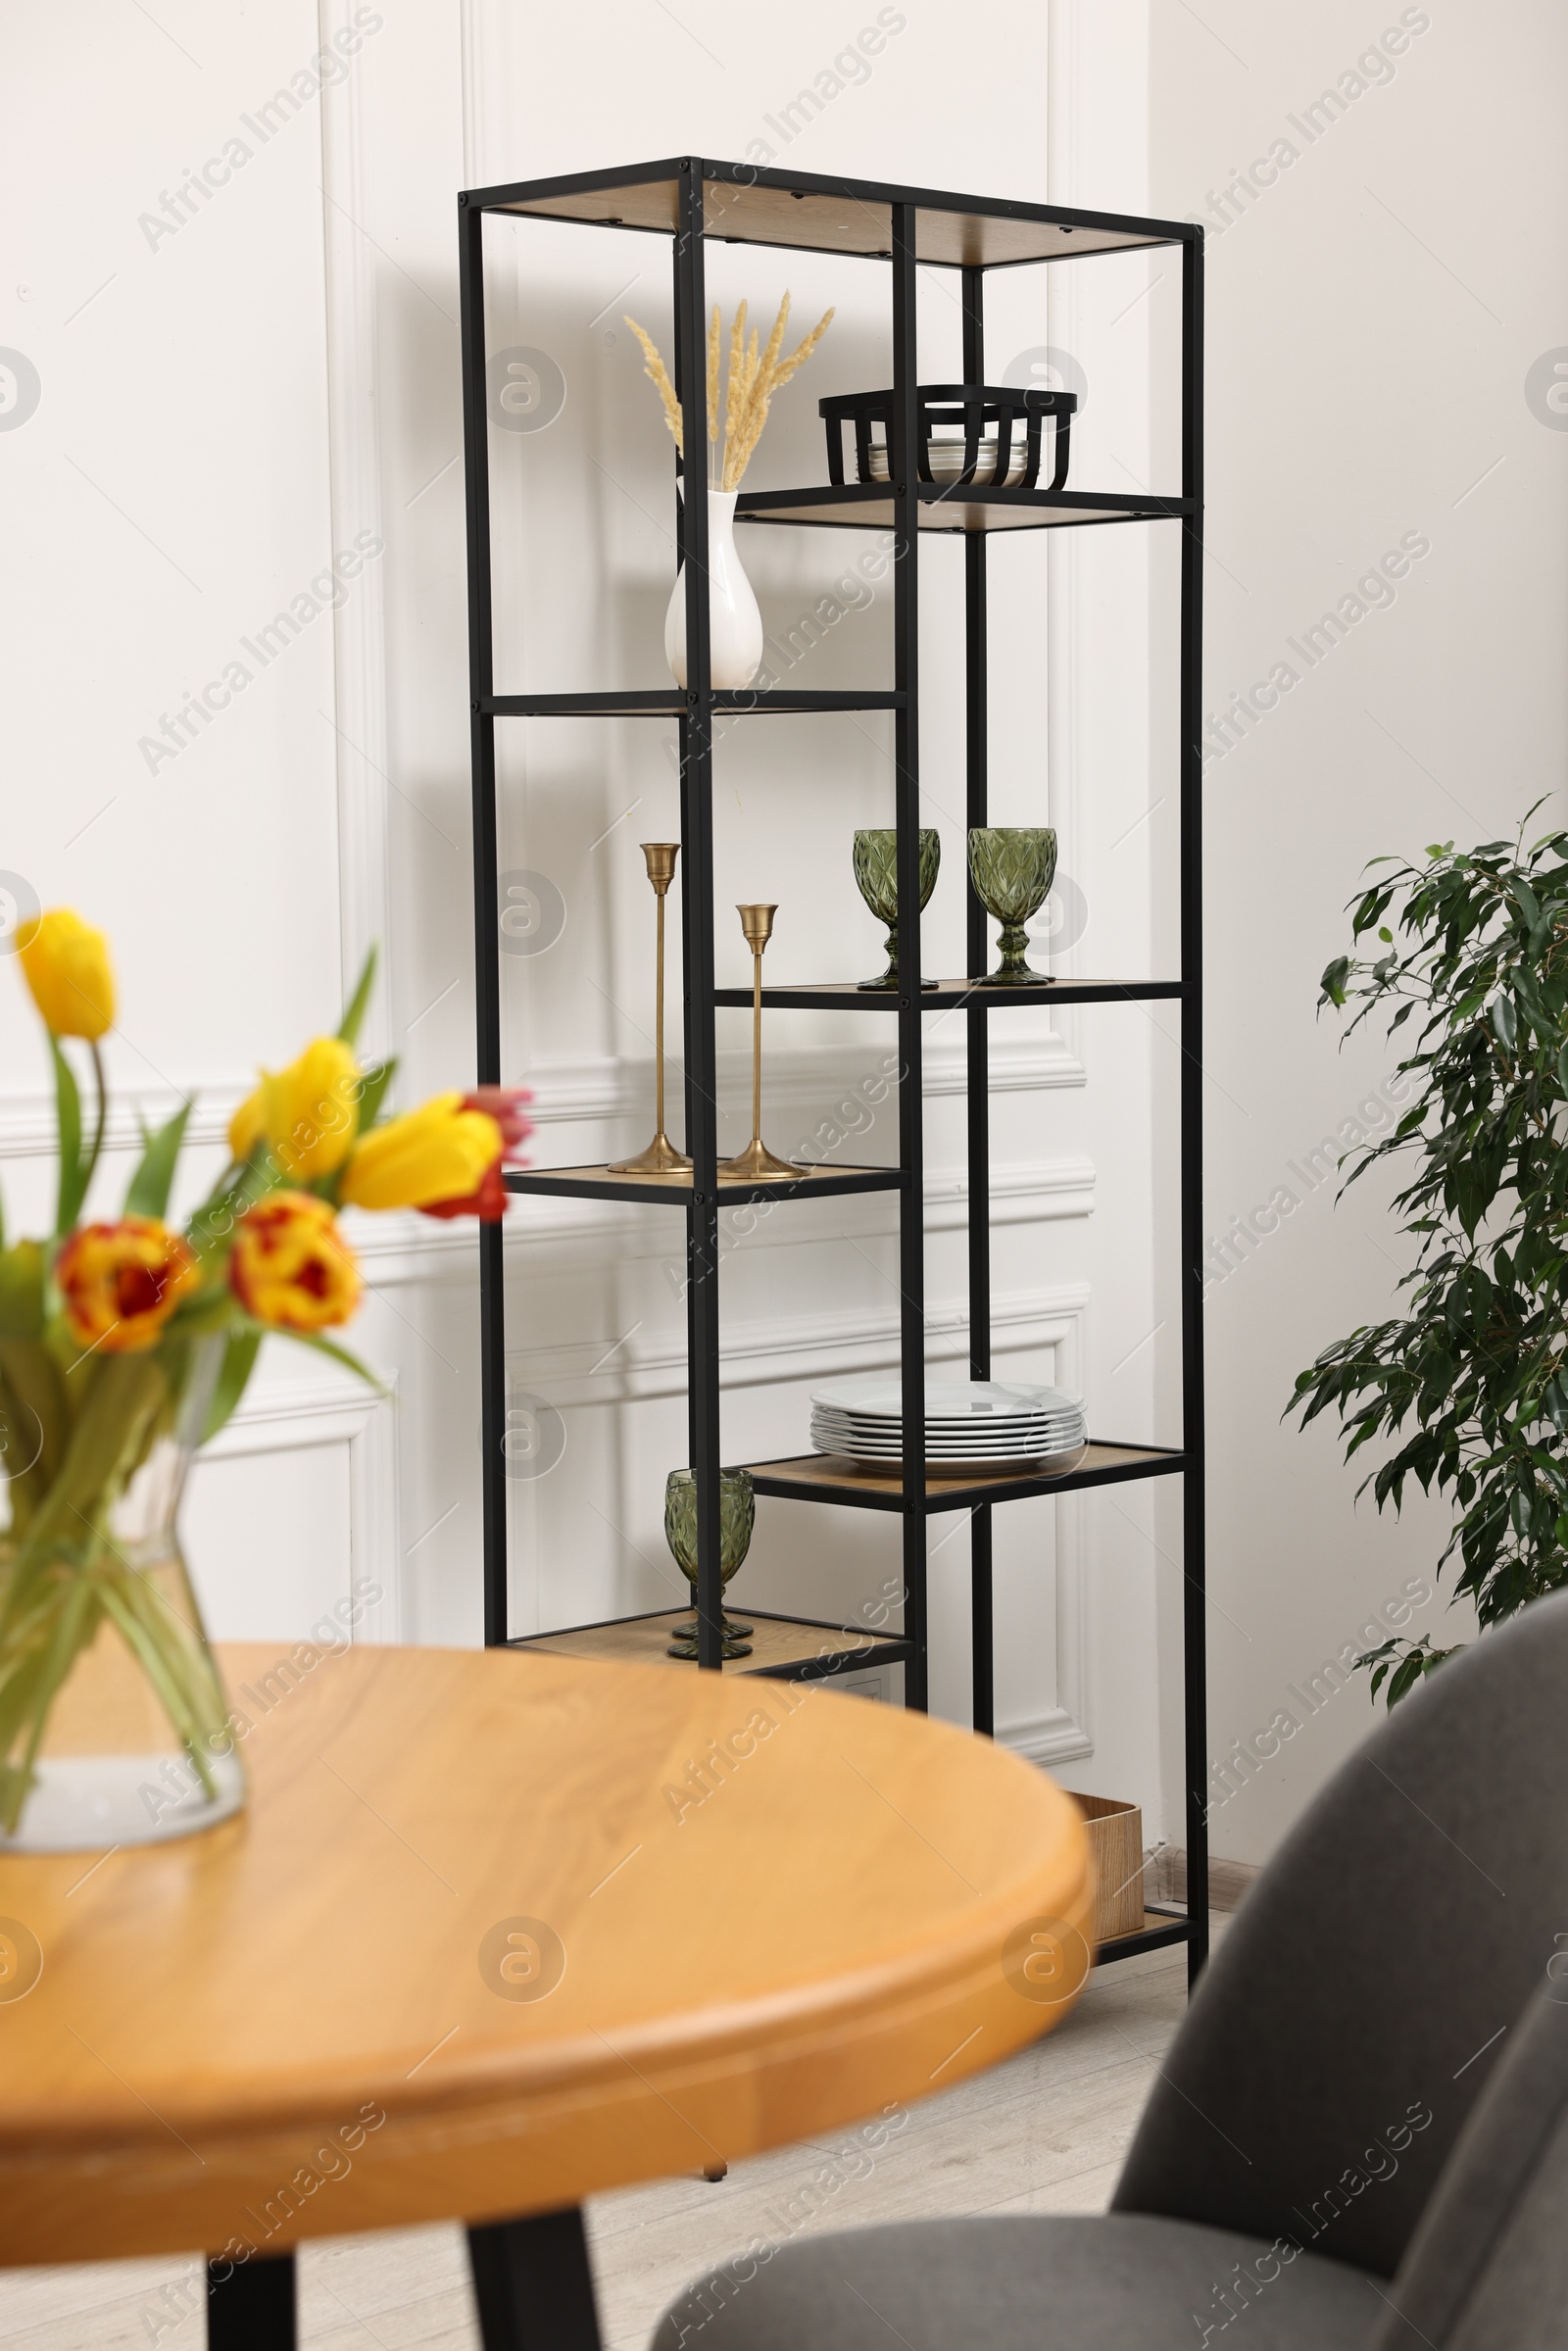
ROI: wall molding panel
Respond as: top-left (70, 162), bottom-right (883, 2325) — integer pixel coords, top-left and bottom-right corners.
top-left (0, 1085), bottom-right (247, 1162)
top-left (521, 1032), bottom-right (1087, 1129)
top-left (505, 1282), bottom-right (1091, 1406)
top-left (0, 1037), bottom-right (1079, 1166)
top-left (317, 0), bottom-right (395, 1065)
top-left (204, 1374), bottom-right (403, 1642)
top-left (343, 1154), bottom-right (1094, 1292)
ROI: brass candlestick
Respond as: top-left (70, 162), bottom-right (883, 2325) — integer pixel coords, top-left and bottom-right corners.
top-left (718, 904), bottom-right (796, 1180)
top-left (610, 843), bottom-right (692, 1174)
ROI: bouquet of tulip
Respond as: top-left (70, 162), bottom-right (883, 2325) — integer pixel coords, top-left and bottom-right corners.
top-left (0, 908), bottom-right (529, 1845)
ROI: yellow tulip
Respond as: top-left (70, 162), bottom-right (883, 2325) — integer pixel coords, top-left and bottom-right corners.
top-left (228, 1087), bottom-right (266, 1163)
top-left (18, 909), bottom-right (116, 1040)
top-left (229, 1036), bottom-right (360, 1180)
top-left (340, 1092), bottom-right (503, 1211)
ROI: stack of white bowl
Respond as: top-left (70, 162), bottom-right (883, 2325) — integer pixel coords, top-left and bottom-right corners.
top-left (809, 1375), bottom-right (1087, 1476)
top-left (868, 437), bottom-right (1031, 487)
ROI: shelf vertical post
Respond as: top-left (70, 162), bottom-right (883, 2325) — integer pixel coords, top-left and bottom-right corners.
top-left (961, 265), bottom-right (994, 1739)
top-left (459, 192), bottom-right (509, 1650)
top-left (1179, 227), bottom-right (1208, 1983)
top-left (673, 162), bottom-right (723, 1673)
top-left (891, 204), bottom-right (927, 1712)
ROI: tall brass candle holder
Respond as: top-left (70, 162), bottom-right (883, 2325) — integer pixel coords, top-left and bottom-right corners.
top-left (718, 904), bottom-right (797, 1180)
top-left (610, 843), bottom-right (692, 1175)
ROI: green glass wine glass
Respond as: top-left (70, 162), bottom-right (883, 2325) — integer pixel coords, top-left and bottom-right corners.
top-left (664, 1467), bottom-right (755, 1659)
top-left (853, 829), bottom-right (941, 991)
top-left (966, 827), bottom-right (1058, 985)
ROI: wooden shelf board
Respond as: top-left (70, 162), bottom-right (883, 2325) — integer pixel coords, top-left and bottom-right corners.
top-left (503, 1162), bottom-right (903, 1207)
top-left (745, 1442), bottom-right (1186, 1514)
top-left (471, 163), bottom-right (1187, 269)
top-left (713, 977), bottom-right (1186, 1010)
top-left (738, 484), bottom-right (1189, 535)
top-left (485, 689), bottom-right (904, 719)
top-left (507, 1607), bottom-right (910, 1681)
top-left (1095, 1910), bottom-right (1192, 1964)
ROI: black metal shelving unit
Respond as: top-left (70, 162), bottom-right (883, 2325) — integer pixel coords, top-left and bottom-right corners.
top-left (459, 158), bottom-right (1206, 1984)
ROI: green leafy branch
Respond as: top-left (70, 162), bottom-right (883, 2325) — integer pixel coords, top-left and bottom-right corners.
top-left (1290, 806), bottom-right (1568, 1699)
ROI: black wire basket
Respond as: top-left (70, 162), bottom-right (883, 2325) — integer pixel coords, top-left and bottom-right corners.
top-left (819, 382), bottom-right (1076, 493)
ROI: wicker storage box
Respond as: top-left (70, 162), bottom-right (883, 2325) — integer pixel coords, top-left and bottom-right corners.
top-left (1071, 1794), bottom-right (1145, 1945)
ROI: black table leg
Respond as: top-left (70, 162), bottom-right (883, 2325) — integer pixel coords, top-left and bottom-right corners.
top-left (207, 2251), bottom-right (296, 2348)
top-left (467, 2206), bottom-right (602, 2351)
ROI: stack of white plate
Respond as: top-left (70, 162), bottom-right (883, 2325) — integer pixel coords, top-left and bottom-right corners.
top-left (868, 437), bottom-right (1031, 487)
top-left (809, 1376), bottom-right (1087, 1477)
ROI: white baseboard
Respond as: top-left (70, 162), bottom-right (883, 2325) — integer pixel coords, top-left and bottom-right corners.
top-left (1002, 1708), bottom-right (1096, 1767)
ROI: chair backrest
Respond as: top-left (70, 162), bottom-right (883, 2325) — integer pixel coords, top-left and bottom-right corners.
top-left (1112, 1589), bottom-right (1568, 2278)
top-left (1370, 1977), bottom-right (1568, 2348)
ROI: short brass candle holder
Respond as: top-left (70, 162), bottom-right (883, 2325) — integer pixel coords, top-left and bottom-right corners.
top-left (610, 842), bottom-right (692, 1174)
top-left (718, 903), bottom-right (797, 1181)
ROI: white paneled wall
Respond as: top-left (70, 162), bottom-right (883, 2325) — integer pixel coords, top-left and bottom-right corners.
top-left (185, 1374), bottom-right (399, 1643)
top-left (6, 0), bottom-right (1178, 1839)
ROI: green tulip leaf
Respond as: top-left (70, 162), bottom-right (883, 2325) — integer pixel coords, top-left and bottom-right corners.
top-left (203, 1327), bottom-right (263, 1443)
top-left (279, 1327), bottom-right (389, 1398)
top-left (354, 1057), bottom-right (397, 1137)
top-left (336, 947), bottom-right (379, 1050)
top-left (124, 1099), bottom-right (193, 1220)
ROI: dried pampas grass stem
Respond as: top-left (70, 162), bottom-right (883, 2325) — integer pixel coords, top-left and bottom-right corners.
top-left (624, 292), bottom-right (833, 491)
top-left (625, 318), bottom-right (684, 453)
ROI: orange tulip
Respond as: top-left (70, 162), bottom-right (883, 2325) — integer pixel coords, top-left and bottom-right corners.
top-left (56, 1218), bottom-right (197, 1353)
top-left (229, 1194), bottom-right (362, 1333)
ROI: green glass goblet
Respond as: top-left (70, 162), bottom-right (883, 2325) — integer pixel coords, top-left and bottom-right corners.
top-left (853, 829), bottom-right (941, 992)
top-left (664, 1466), bottom-right (755, 1659)
top-left (966, 827), bottom-right (1058, 985)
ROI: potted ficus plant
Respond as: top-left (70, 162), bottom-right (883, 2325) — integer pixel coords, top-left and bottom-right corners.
top-left (1288, 811), bottom-right (1568, 1702)
top-left (0, 909), bottom-right (529, 1848)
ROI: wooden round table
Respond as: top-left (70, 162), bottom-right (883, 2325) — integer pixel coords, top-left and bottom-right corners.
top-left (0, 1642), bottom-right (1092, 2347)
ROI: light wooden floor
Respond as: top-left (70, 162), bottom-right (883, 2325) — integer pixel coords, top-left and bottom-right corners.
top-left (1, 1943), bottom-right (1191, 2351)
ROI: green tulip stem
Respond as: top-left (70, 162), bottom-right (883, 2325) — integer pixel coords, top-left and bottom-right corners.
top-left (0, 1574), bottom-right (96, 1834)
top-left (83, 1040), bottom-right (109, 1212)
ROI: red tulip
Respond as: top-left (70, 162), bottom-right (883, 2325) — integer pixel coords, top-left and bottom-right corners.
top-left (418, 1088), bottom-right (532, 1222)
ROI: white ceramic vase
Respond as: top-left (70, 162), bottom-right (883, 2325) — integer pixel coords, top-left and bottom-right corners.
top-left (664, 488), bottom-right (764, 690)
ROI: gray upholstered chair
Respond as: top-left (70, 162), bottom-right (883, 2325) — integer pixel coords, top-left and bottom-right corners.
top-left (654, 1589), bottom-right (1568, 2349)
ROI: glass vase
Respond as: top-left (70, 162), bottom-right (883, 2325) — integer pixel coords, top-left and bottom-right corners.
top-left (0, 1331), bottom-right (244, 1851)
